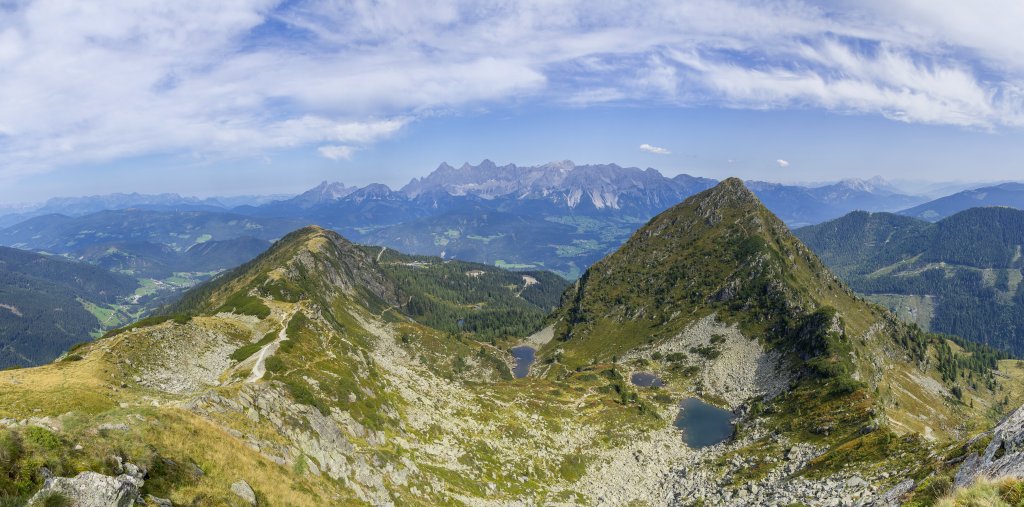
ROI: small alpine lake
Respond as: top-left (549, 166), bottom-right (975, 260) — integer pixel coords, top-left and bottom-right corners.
top-left (674, 397), bottom-right (734, 448)
top-left (510, 346), bottom-right (535, 379)
top-left (630, 372), bottom-right (665, 387)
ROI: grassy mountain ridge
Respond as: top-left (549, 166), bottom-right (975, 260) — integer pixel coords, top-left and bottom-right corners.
top-left (163, 226), bottom-right (567, 343)
top-left (0, 224), bottom-right (667, 505)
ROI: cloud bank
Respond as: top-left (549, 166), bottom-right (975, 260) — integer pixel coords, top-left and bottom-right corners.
top-left (1, 0), bottom-right (1023, 178)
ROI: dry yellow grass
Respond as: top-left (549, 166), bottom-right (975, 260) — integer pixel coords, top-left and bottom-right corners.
top-left (938, 477), bottom-right (1024, 507)
top-left (0, 351), bottom-right (116, 418)
top-left (145, 408), bottom-right (360, 506)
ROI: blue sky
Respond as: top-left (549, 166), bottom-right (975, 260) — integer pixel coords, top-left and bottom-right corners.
top-left (1, 1), bottom-right (1024, 202)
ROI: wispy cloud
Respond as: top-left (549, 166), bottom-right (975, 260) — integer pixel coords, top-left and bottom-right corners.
top-left (640, 143), bottom-right (671, 155)
top-left (0, 0), bottom-right (1023, 179)
top-left (318, 145), bottom-right (356, 161)
top-left (777, 159), bottom-right (790, 168)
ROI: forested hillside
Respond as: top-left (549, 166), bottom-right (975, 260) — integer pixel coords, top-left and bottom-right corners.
top-left (366, 246), bottom-right (568, 339)
top-left (796, 207), bottom-right (1024, 355)
top-left (0, 246), bottom-right (138, 367)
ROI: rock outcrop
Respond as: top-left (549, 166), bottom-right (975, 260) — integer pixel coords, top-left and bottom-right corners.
top-left (231, 479), bottom-right (257, 505)
top-left (955, 404), bottom-right (1024, 488)
top-left (28, 471), bottom-right (141, 507)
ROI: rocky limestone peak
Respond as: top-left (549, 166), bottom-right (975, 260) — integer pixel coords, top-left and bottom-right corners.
top-left (541, 160), bottom-right (576, 172)
top-left (346, 183), bottom-right (397, 202)
top-left (291, 180), bottom-right (357, 207)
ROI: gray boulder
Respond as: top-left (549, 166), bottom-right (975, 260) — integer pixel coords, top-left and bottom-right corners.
top-left (28, 471), bottom-right (140, 506)
top-left (873, 478), bottom-right (914, 507)
top-left (231, 479), bottom-right (257, 505)
top-left (145, 494), bottom-right (173, 507)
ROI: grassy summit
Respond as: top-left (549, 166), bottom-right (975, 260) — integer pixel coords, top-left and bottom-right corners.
top-left (543, 177), bottom-right (873, 368)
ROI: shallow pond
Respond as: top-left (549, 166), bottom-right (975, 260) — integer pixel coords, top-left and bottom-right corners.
top-left (674, 397), bottom-right (734, 448)
top-left (630, 372), bottom-right (665, 387)
top-left (510, 346), bottom-right (535, 379)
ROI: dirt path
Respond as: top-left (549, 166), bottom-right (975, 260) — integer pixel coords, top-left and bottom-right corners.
top-left (247, 311), bottom-right (295, 383)
top-left (376, 246), bottom-right (386, 262)
top-left (0, 304), bottom-right (22, 317)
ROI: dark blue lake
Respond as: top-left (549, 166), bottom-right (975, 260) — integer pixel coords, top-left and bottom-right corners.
top-left (630, 372), bottom-right (665, 387)
top-left (511, 346), bottom-right (535, 379)
top-left (674, 397), bottom-right (734, 448)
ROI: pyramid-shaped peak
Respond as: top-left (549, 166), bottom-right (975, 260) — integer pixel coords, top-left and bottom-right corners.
top-left (674, 176), bottom-right (765, 222)
top-left (710, 177), bottom-right (756, 198)
top-left (720, 176), bottom-right (745, 188)
top-left (543, 174), bottom-right (854, 370)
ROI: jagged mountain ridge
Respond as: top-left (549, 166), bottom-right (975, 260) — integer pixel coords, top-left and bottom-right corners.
top-left (289, 161), bottom-right (924, 277)
top-left (401, 159), bottom-right (717, 213)
top-left (0, 161), bottom-right (929, 281)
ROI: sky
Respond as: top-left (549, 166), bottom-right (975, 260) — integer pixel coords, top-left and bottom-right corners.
top-left (1, 0), bottom-right (1024, 202)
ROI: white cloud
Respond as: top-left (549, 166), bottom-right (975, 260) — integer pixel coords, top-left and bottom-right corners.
top-left (318, 145), bottom-right (356, 161)
top-left (1, 0), bottom-right (1024, 179)
top-left (640, 143), bottom-right (671, 155)
top-left (776, 159), bottom-right (790, 168)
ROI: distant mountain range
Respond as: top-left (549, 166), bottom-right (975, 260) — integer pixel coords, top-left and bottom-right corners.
top-left (0, 192), bottom-right (291, 228)
top-left (748, 177), bottom-right (925, 227)
top-left (899, 182), bottom-right (1024, 221)
top-left (238, 160), bottom-right (931, 277)
top-left (2, 160), bottom-right (1019, 280)
top-left (0, 210), bottom-right (298, 255)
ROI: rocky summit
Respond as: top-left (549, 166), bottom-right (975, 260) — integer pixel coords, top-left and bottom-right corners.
top-left (0, 180), bottom-right (1022, 506)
